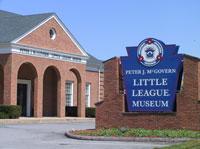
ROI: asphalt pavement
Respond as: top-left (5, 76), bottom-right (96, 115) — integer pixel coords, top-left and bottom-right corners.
top-left (0, 121), bottom-right (171, 149)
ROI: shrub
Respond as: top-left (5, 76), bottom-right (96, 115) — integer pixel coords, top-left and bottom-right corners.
top-left (73, 128), bottom-right (200, 138)
top-left (86, 107), bottom-right (96, 118)
top-left (0, 105), bottom-right (21, 119)
top-left (65, 106), bottom-right (96, 117)
top-left (65, 106), bottom-right (77, 117)
top-left (0, 112), bottom-right (9, 119)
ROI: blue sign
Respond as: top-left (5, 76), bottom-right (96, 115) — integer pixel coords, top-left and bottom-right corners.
top-left (120, 38), bottom-right (183, 112)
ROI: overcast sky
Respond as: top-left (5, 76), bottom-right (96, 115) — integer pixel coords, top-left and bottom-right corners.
top-left (0, 0), bottom-right (200, 60)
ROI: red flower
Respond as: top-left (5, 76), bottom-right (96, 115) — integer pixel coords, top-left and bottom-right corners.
top-left (157, 54), bottom-right (163, 60)
top-left (146, 38), bottom-right (153, 44)
top-left (138, 56), bottom-right (144, 61)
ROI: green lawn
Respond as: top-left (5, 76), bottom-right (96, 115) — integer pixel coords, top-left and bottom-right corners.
top-left (156, 140), bottom-right (200, 149)
top-left (73, 128), bottom-right (200, 138)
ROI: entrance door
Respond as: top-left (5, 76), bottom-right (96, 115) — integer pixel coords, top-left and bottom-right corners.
top-left (17, 80), bottom-right (31, 117)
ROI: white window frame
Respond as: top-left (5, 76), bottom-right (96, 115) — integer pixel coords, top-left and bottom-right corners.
top-left (17, 79), bottom-right (31, 117)
top-left (65, 81), bottom-right (73, 106)
top-left (49, 28), bottom-right (57, 40)
top-left (85, 83), bottom-right (91, 107)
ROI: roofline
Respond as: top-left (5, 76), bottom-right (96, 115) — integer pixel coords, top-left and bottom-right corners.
top-left (0, 10), bottom-right (22, 17)
top-left (103, 56), bottom-right (119, 63)
top-left (11, 14), bottom-right (88, 57)
top-left (53, 14), bottom-right (88, 57)
top-left (86, 69), bottom-right (104, 73)
top-left (184, 54), bottom-right (200, 61)
top-left (86, 66), bottom-right (104, 72)
top-left (11, 14), bottom-right (54, 43)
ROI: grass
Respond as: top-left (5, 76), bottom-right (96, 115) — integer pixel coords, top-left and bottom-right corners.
top-left (156, 140), bottom-right (200, 149)
top-left (72, 128), bottom-right (200, 138)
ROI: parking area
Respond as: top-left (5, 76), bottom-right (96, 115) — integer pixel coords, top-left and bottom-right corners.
top-left (0, 121), bottom-right (170, 149)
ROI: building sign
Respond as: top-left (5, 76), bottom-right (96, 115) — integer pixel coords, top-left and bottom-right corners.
top-left (120, 38), bottom-right (183, 112)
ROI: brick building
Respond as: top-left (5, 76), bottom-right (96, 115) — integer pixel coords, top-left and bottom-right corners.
top-left (0, 10), bottom-right (104, 117)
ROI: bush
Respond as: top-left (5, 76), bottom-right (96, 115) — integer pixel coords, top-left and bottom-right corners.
top-left (65, 106), bottom-right (96, 117)
top-left (0, 112), bottom-right (9, 119)
top-left (73, 128), bottom-right (200, 138)
top-left (0, 105), bottom-right (21, 119)
top-left (86, 107), bottom-right (96, 118)
top-left (65, 106), bottom-right (77, 117)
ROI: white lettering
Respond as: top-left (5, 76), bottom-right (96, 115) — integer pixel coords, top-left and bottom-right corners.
top-left (132, 78), bottom-right (168, 86)
top-left (125, 69), bottom-right (176, 75)
top-left (132, 89), bottom-right (170, 97)
top-left (132, 100), bottom-right (169, 108)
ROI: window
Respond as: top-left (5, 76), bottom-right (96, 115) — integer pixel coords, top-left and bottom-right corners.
top-left (65, 81), bottom-right (73, 106)
top-left (85, 83), bottom-right (91, 107)
top-left (49, 28), bottom-right (56, 40)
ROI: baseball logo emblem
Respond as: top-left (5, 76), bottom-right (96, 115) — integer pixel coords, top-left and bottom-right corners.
top-left (137, 38), bottom-right (163, 67)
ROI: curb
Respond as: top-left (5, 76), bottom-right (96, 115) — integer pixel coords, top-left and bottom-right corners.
top-left (0, 117), bottom-right (95, 125)
top-left (65, 131), bottom-right (195, 143)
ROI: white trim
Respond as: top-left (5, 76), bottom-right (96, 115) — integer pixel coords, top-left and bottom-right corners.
top-left (66, 81), bottom-right (74, 107)
top-left (49, 28), bottom-right (56, 40)
top-left (53, 16), bottom-right (88, 56)
top-left (17, 79), bottom-right (31, 117)
top-left (12, 16), bottom-right (53, 43)
top-left (11, 15), bottom-right (88, 56)
top-left (86, 83), bottom-right (91, 107)
top-left (71, 82), bottom-right (74, 106)
top-left (0, 43), bottom-right (88, 64)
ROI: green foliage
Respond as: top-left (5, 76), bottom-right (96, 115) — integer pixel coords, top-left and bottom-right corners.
top-left (0, 112), bottom-right (9, 119)
top-left (0, 105), bottom-right (21, 119)
top-left (86, 107), bottom-right (95, 118)
top-left (157, 140), bottom-right (200, 149)
top-left (74, 128), bottom-right (200, 138)
top-left (65, 106), bottom-right (96, 117)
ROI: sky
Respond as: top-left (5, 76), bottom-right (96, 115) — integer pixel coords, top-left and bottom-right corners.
top-left (0, 0), bottom-right (200, 60)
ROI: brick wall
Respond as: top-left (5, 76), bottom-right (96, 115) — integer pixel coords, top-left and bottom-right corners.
top-left (85, 71), bottom-right (99, 107)
top-left (0, 54), bottom-right (13, 105)
top-left (43, 67), bottom-right (58, 116)
top-left (0, 53), bottom-right (87, 117)
top-left (96, 56), bottom-right (200, 130)
top-left (16, 16), bottom-right (103, 110)
top-left (18, 17), bottom-right (83, 56)
top-left (0, 64), bottom-right (3, 104)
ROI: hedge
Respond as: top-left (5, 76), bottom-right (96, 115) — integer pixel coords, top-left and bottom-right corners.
top-left (65, 106), bottom-right (78, 117)
top-left (0, 105), bottom-right (21, 119)
top-left (85, 107), bottom-right (96, 118)
top-left (65, 106), bottom-right (96, 118)
top-left (0, 112), bottom-right (9, 119)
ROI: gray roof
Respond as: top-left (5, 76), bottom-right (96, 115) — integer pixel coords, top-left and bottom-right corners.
top-left (0, 10), bottom-right (103, 72)
top-left (86, 53), bottom-right (104, 72)
top-left (0, 10), bottom-right (20, 18)
top-left (0, 10), bottom-right (54, 43)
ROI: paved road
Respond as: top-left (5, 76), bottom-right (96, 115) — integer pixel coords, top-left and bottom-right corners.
top-left (0, 121), bottom-right (170, 149)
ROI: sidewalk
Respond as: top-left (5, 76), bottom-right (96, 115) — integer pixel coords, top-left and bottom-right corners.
top-left (0, 117), bottom-right (95, 125)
